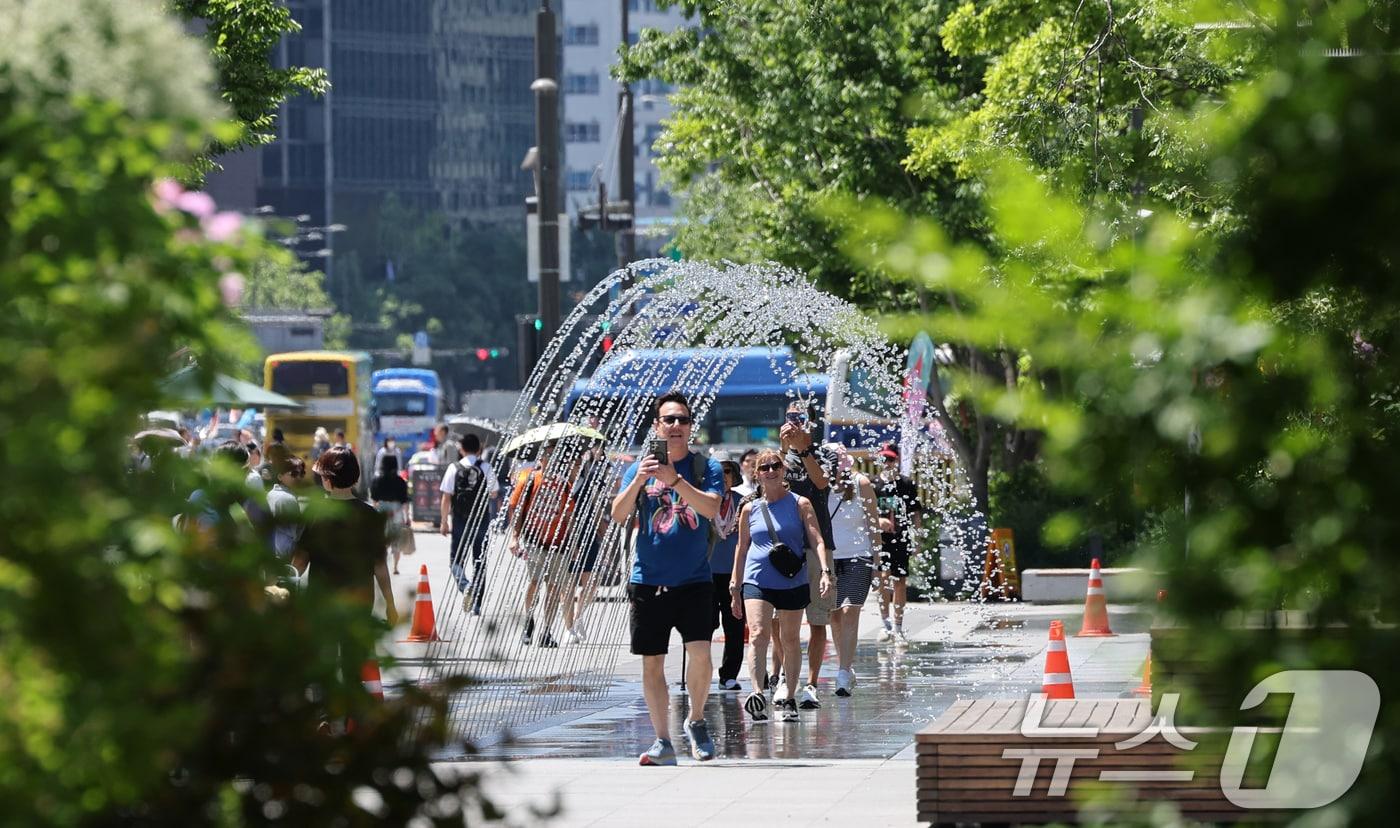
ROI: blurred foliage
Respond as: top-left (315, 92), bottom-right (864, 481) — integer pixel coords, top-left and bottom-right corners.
top-left (831, 0), bottom-right (1400, 821)
top-left (623, 0), bottom-right (1243, 524)
top-left (0, 2), bottom-right (490, 823)
top-left (987, 464), bottom-right (1146, 569)
top-left (618, 0), bottom-right (984, 309)
top-left (170, 0), bottom-right (329, 183)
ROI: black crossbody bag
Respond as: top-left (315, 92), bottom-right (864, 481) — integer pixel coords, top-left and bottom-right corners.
top-left (757, 499), bottom-right (805, 579)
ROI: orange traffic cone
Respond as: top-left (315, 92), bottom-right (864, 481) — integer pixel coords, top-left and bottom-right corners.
top-left (1075, 558), bottom-right (1116, 637)
top-left (1132, 653), bottom-right (1153, 697)
top-left (1042, 620), bottom-right (1075, 699)
top-left (1133, 589), bottom-right (1165, 697)
top-left (400, 565), bottom-right (444, 642)
top-left (361, 659), bottom-right (385, 701)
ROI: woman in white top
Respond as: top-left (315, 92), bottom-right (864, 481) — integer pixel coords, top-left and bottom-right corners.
top-left (824, 445), bottom-right (882, 697)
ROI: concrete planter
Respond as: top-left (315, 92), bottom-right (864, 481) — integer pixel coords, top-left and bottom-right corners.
top-left (1020, 566), bottom-right (1153, 603)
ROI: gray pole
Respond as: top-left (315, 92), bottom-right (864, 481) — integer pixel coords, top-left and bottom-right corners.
top-left (618, 0), bottom-right (636, 274)
top-left (534, 2), bottom-right (561, 341)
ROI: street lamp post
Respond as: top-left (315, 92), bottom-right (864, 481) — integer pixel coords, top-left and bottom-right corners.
top-left (617, 0), bottom-right (636, 276)
top-left (533, 1), bottom-right (561, 343)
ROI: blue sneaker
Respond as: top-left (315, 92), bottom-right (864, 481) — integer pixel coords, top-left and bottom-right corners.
top-left (684, 718), bottom-right (716, 762)
top-left (639, 738), bottom-right (677, 766)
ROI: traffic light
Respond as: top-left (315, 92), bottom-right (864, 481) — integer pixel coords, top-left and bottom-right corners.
top-left (476, 348), bottom-right (489, 361)
top-left (600, 317), bottom-right (614, 354)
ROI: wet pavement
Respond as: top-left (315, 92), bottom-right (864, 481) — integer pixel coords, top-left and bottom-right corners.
top-left (464, 605), bottom-right (1151, 762)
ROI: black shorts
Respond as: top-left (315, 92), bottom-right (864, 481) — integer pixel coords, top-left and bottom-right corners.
top-left (740, 583), bottom-right (810, 611)
top-left (570, 536), bottom-right (600, 573)
top-left (880, 547), bottom-right (911, 578)
top-left (628, 580), bottom-right (714, 656)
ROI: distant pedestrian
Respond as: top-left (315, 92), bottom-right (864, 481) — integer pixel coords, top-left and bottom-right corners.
top-left (731, 448), bottom-right (831, 724)
top-left (824, 445), bottom-right (882, 696)
top-left (439, 433), bottom-right (498, 614)
top-left (507, 441), bottom-right (582, 647)
top-left (559, 439), bottom-right (613, 644)
top-left (243, 440), bottom-right (264, 491)
top-left (373, 437), bottom-right (403, 482)
top-left (734, 448), bottom-right (758, 498)
top-left (709, 460), bottom-right (746, 691)
top-left (310, 427), bottom-right (331, 462)
top-left (333, 428), bottom-right (347, 449)
top-left (431, 423), bottom-right (460, 466)
top-left (265, 449), bottom-right (305, 560)
top-left (875, 444), bottom-right (924, 642)
top-left (611, 390), bottom-right (724, 764)
top-left (371, 451), bottom-right (413, 575)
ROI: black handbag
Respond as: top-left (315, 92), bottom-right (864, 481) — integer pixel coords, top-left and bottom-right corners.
top-left (757, 500), bottom-right (805, 579)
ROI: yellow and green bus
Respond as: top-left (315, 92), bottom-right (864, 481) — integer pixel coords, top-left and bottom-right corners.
top-left (263, 350), bottom-right (375, 469)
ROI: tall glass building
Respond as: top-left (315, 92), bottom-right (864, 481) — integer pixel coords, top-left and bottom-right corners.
top-left (227, 0), bottom-right (553, 273)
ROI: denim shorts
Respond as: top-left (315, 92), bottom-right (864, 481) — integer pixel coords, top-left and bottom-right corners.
top-left (740, 582), bottom-right (810, 611)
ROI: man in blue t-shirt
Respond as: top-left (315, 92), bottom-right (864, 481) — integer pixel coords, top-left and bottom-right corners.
top-left (611, 390), bottom-right (723, 766)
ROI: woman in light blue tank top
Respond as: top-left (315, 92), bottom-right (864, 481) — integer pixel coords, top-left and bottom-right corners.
top-left (726, 449), bottom-right (832, 724)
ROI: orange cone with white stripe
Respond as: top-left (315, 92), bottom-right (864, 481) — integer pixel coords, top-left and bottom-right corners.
top-left (361, 659), bottom-right (385, 700)
top-left (1042, 620), bottom-right (1075, 699)
top-left (1075, 558), bottom-right (1116, 637)
top-left (400, 564), bottom-right (443, 642)
top-left (1133, 589), bottom-right (1165, 697)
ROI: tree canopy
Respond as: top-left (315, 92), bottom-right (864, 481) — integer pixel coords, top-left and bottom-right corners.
top-left (170, 0), bottom-right (329, 181)
top-left (1, 2), bottom-right (484, 822)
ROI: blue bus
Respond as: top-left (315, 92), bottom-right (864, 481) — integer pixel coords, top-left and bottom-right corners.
top-left (566, 347), bottom-right (828, 452)
top-left (371, 368), bottom-right (444, 455)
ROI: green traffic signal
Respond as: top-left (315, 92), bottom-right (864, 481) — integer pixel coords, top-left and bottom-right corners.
top-left (532, 318), bottom-right (543, 332)
top-left (490, 348), bottom-right (499, 358)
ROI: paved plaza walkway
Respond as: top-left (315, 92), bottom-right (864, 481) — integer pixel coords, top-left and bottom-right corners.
top-left (387, 532), bottom-right (1150, 826)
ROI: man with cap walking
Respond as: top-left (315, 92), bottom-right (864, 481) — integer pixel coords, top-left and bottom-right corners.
top-left (875, 444), bottom-right (923, 641)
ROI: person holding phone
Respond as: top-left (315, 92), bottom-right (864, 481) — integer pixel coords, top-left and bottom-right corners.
top-left (611, 390), bottom-right (724, 766)
top-left (775, 400), bottom-right (836, 711)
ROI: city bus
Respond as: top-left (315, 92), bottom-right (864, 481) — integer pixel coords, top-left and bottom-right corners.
top-left (371, 368), bottom-right (443, 455)
top-left (565, 347), bottom-right (828, 453)
top-left (263, 350), bottom-right (375, 466)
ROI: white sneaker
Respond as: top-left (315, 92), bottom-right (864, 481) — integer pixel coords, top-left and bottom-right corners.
top-left (718, 678), bottom-right (742, 692)
top-left (772, 678), bottom-right (790, 705)
top-left (834, 669), bottom-right (853, 697)
top-left (560, 629), bottom-right (579, 645)
top-left (569, 626), bottom-right (587, 644)
top-left (877, 627), bottom-right (894, 642)
top-left (798, 683), bottom-right (820, 709)
top-left (895, 628), bottom-right (909, 643)
top-left (777, 698), bottom-right (799, 723)
top-left (744, 691), bottom-right (769, 723)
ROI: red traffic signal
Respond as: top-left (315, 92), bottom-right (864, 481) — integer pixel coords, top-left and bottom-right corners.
top-left (476, 348), bottom-right (489, 361)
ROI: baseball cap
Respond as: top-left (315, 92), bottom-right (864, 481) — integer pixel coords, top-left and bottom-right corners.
top-left (878, 444), bottom-right (899, 461)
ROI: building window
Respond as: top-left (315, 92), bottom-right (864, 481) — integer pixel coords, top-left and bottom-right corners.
top-left (566, 169), bottom-right (594, 191)
top-left (565, 23), bottom-right (598, 45)
top-left (564, 72), bottom-right (600, 95)
top-left (565, 121), bottom-right (601, 143)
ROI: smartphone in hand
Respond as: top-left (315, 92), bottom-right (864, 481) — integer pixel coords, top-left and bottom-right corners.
top-left (648, 438), bottom-right (668, 466)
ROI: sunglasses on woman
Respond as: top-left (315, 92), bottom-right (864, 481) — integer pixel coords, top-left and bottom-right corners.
top-left (659, 414), bottom-right (693, 425)
top-left (757, 462), bottom-right (783, 473)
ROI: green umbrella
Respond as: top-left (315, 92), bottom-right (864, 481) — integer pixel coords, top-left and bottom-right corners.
top-left (501, 422), bottom-right (605, 455)
top-left (161, 366), bottom-right (303, 409)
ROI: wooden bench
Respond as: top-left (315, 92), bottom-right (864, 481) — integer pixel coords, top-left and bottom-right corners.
top-left (916, 698), bottom-right (1269, 825)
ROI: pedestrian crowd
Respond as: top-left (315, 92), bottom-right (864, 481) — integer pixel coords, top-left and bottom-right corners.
top-left (599, 391), bottom-right (925, 765)
top-left (136, 393), bottom-right (924, 763)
